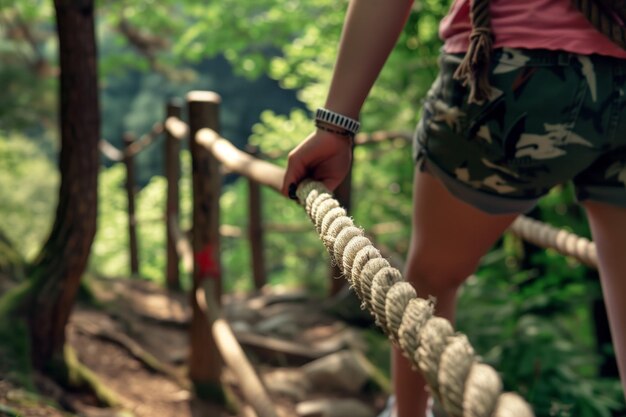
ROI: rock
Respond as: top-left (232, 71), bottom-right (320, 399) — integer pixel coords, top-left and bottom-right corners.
top-left (301, 350), bottom-right (369, 394)
top-left (311, 327), bottom-right (367, 352)
top-left (262, 368), bottom-right (311, 401)
top-left (230, 320), bottom-right (252, 334)
top-left (254, 313), bottom-right (300, 338)
top-left (223, 302), bottom-right (261, 323)
top-left (246, 289), bottom-right (310, 311)
top-left (296, 398), bottom-right (376, 417)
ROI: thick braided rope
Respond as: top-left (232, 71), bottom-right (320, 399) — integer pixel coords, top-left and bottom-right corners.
top-left (295, 180), bottom-right (534, 417)
top-left (453, 0), bottom-right (494, 103)
top-left (509, 216), bottom-right (598, 268)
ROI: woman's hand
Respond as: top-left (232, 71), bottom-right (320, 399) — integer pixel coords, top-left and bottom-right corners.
top-left (281, 130), bottom-right (353, 197)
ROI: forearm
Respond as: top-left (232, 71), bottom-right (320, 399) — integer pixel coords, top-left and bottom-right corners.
top-left (324, 0), bottom-right (415, 119)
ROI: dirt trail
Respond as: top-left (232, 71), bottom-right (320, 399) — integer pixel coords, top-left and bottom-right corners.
top-left (1, 277), bottom-right (388, 417)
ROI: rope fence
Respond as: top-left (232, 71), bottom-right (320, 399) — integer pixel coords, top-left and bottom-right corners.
top-left (99, 90), bottom-right (603, 417)
top-left (509, 216), bottom-right (597, 268)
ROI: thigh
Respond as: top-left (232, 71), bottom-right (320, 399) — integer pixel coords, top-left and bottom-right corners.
top-left (583, 200), bottom-right (626, 384)
top-left (406, 168), bottom-right (518, 283)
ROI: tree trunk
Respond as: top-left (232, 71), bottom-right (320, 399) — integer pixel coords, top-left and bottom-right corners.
top-left (27, 0), bottom-right (99, 371)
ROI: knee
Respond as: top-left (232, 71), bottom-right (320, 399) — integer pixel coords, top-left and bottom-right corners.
top-left (404, 242), bottom-right (480, 293)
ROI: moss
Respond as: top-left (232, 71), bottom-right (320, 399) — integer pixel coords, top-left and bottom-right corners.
top-left (354, 349), bottom-right (392, 394)
top-left (361, 329), bottom-right (391, 390)
top-left (0, 403), bottom-right (22, 417)
top-left (193, 381), bottom-right (228, 404)
top-left (0, 229), bottom-right (25, 281)
top-left (0, 280), bottom-right (34, 318)
top-left (0, 318), bottom-right (34, 390)
top-left (75, 273), bottom-right (101, 307)
top-left (58, 345), bottom-right (122, 408)
top-left (193, 380), bottom-right (239, 413)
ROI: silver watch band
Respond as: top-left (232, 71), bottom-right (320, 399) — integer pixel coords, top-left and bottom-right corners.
top-left (315, 107), bottom-right (360, 135)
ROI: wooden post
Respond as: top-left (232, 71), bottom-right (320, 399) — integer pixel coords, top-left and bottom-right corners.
top-left (165, 99), bottom-right (182, 290)
top-left (187, 90), bottom-right (225, 402)
top-left (329, 163), bottom-right (353, 296)
top-left (246, 145), bottom-right (267, 290)
top-left (123, 132), bottom-right (140, 277)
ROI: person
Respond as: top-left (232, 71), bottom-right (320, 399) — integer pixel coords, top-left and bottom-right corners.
top-left (281, 0), bottom-right (626, 416)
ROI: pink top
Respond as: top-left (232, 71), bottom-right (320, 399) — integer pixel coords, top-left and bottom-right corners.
top-left (440, 0), bottom-right (626, 59)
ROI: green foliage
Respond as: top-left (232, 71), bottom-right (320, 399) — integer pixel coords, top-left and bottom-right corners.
top-left (89, 163), bottom-right (128, 277)
top-left (0, 1), bottom-right (57, 132)
top-left (0, 228), bottom-right (24, 281)
top-left (213, 176), bottom-right (330, 294)
top-left (249, 108), bottom-right (313, 156)
top-left (266, 1), bottom-right (445, 129)
top-left (351, 139), bottom-right (414, 254)
top-left (90, 152), bottom-right (193, 286)
top-left (458, 257), bottom-right (625, 416)
top-left (0, 132), bottom-right (58, 260)
top-left (361, 328), bottom-right (392, 391)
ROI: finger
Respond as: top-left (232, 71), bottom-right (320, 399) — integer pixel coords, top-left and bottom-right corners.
top-left (288, 183), bottom-right (298, 200)
top-left (282, 158), bottom-right (307, 197)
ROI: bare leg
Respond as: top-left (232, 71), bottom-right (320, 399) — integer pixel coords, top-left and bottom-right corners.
top-left (583, 201), bottom-right (626, 399)
top-left (394, 169), bottom-right (519, 417)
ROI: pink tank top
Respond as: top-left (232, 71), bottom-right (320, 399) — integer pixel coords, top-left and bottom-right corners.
top-left (440, 0), bottom-right (626, 59)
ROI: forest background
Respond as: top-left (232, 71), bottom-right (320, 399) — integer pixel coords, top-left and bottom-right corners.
top-left (0, 0), bottom-right (625, 415)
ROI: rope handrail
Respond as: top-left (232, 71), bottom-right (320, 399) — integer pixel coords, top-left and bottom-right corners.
top-left (164, 115), bottom-right (189, 141)
top-left (99, 138), bottom-right (125, 162)
top-left (194, 127), bottom-right (535, 417)
top-left (98, 122), bottom-right (165, 162)
top-left (509, 216), bottom-right (597, 268)
top-left (196, 128), bottom-right (285, 191)
top-left (125, 122), bottom-right (164, 158)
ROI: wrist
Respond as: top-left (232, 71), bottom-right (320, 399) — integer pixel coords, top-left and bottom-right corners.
top-left (315, 120), bottom-right (353, 137)
top-left (315, 123), bottom-right (355, 148)
top-left (315, 107), bottom-right (360, 138)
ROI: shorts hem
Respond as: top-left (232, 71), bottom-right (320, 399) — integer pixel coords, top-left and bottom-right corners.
top-left (423, 158), bottom-right (538, 215)
top-left (575, 186), bottom-right (626, 209)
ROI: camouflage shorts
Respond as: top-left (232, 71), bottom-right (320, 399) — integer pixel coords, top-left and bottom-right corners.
top-left (414, 47), bottom-right (626, 214)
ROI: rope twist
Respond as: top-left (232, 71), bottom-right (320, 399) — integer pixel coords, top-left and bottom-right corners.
top-left (295, 180), bottom-right (535, 417)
